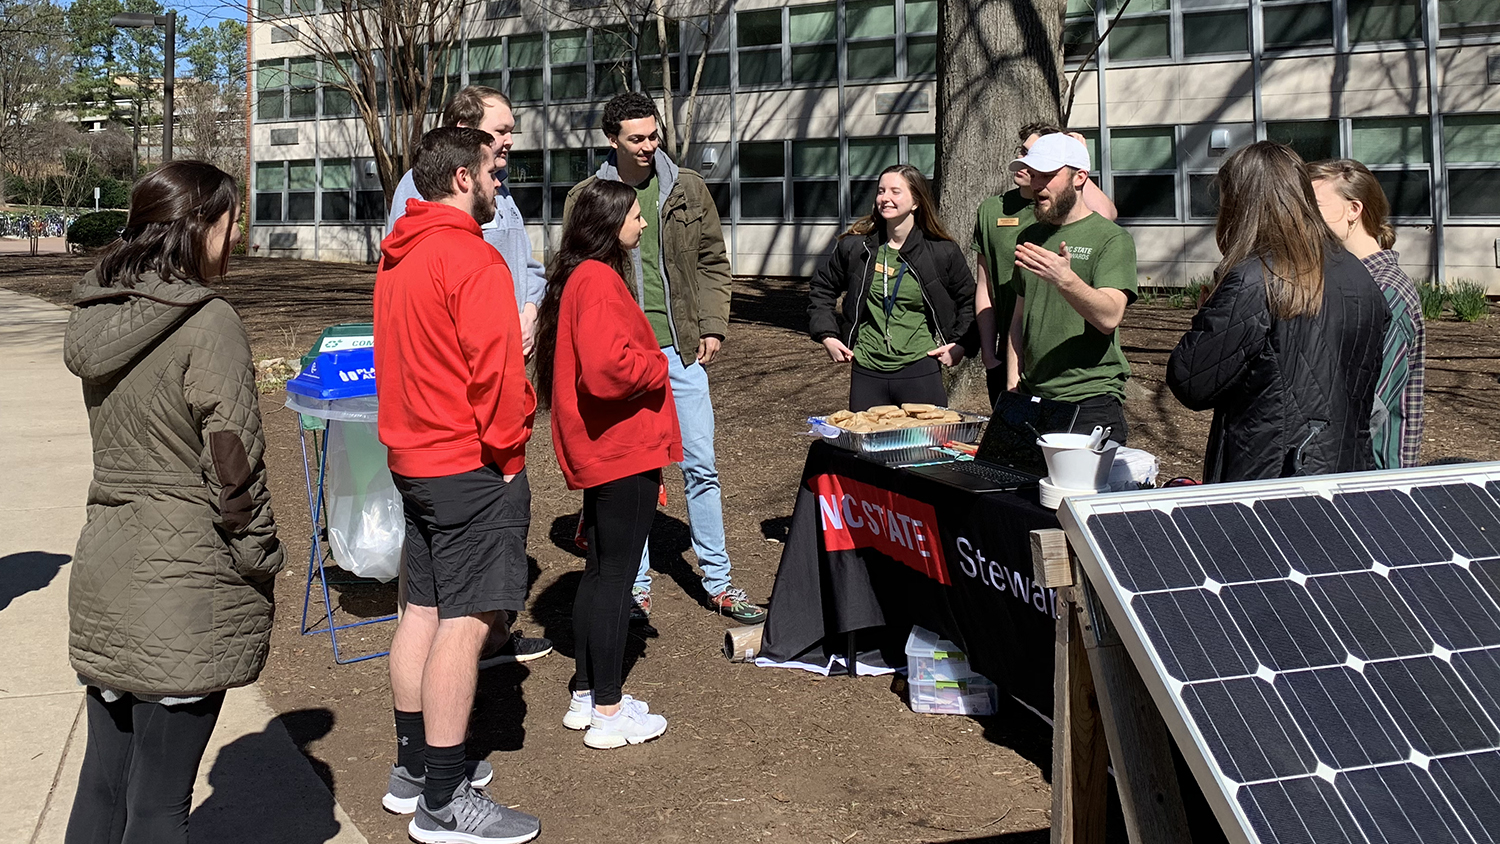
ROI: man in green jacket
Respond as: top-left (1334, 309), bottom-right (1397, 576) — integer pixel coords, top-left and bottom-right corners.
top-left (562, 92), bottom-right (763, 625)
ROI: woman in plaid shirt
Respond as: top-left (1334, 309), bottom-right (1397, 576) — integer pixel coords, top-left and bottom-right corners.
top-left (1310, 159), bottom-right (1426, 469)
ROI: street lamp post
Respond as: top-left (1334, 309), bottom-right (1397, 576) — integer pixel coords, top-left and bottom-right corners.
top-left (109, 11), bottom-right (176, 164)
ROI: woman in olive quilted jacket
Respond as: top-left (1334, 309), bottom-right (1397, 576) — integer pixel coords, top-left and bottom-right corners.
top-left (62, 161), bottom-right (282, 844)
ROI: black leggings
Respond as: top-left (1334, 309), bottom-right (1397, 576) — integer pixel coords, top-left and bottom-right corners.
top-left (65, 687), bottom-right (225, 844)
top-left (573, 470), bottom-right (659, 706)
top-left (849, 357), bottom-right (948, 412)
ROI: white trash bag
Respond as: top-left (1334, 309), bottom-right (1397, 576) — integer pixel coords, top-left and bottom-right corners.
top-left (322, 418), bottom-right (403, 582)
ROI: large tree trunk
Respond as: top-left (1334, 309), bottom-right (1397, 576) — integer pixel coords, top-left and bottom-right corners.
top-left (935, 0), bottom-right (1066, 406)
top-left (935, 0), bottom-right (1065, 242)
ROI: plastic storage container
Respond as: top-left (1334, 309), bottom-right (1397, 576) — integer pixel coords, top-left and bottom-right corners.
top-left (905, 625), bottom-right (975, 682)
top-left (909, 677), bottom-right (1000, 716)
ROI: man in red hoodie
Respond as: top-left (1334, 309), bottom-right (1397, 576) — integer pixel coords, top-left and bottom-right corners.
top-left (375, 126), bottom-right (540, 844)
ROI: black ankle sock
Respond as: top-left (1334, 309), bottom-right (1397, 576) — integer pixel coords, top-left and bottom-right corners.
top-left (394, 709), bottom-right (426, 777)
top-left (424, 743), bottom-right (467, 810)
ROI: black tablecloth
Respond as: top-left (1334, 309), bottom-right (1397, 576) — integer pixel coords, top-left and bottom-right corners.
top-left (760, 440), bottom-right (1062, 714)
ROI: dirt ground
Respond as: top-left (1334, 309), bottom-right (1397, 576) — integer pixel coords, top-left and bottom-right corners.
top-left (5, 253), bottom-right (1499, 844)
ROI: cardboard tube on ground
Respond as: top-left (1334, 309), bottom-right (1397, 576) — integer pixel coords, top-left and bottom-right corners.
top-left (723, 624), bottom-right (765, 662)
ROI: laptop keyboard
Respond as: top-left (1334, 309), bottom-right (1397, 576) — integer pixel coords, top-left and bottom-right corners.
top-left (947, 461), bottom-right (1037, 487)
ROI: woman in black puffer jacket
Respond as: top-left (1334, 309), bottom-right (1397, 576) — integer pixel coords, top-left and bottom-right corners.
top-left (1167, 141), bottom-right (1389, 483)
top-left (808, 164), bottom-right (977, 411)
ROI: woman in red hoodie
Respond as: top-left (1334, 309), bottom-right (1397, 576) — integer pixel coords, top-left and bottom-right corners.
top-left (535, 179), bottom-right (683, 749)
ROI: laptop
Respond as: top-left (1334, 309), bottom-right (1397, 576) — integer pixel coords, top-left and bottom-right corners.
top-left (905, 393), bottom-right (1080, 493)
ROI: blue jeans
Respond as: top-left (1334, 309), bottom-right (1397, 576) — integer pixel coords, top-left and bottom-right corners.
top-left (636, 347), bottom-right (732, 597)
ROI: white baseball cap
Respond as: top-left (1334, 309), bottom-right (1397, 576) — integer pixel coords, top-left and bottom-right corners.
top-left (1009, 132), bottom-right (1091, 174)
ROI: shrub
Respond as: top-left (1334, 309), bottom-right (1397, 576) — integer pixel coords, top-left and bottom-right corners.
top-left (66, 210), bottom-right (128, 250)
top-left (1177, 276), bottom-right (1213, 309)
top-left (1417, 280), bottom-right (1446, 321)
top-left (1448, 279), bottom-right (1489, 322)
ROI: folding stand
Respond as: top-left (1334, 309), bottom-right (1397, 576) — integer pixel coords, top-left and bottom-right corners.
top-left (298, 418), bottom-right (397, 664)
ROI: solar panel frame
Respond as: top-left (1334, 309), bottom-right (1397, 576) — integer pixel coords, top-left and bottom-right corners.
top-left (1058, 462), bottom-right (1500, 844)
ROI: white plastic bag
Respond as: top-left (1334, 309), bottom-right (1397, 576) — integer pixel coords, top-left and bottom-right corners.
top-left (323, 418), bottom-right (404, 582)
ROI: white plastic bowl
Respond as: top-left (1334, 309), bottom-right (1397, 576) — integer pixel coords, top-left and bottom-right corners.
top-left (1037, 433), bottom-right (1120, 491)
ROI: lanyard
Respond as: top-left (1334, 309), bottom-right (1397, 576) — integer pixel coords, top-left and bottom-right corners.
top-left (882, 255), bottom-right (909, 323)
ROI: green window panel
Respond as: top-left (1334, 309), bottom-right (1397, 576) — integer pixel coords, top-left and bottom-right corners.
top-left (259, 0), bottom-right (284, 16)
top-left (288, 161), bottom-right (317, 190)
top-left (551, 31), bottom-right (586, 63)
top-left (594, 28), bottom-right (631, 60)
top-left (1064, 19), bottom-right (1097, 60)
top-left (509, 35), bottom-right (543, 68)
top-left (258, 91), bottom-right (285, 120)
top-left (470, 39), bottom-right (504, 72)
top-left (1113, 174), bottom-right (1177, 218)
top-left (794, 181), bottom-right (839, 218)
top-left (1348, 0), bottom-right (1421, 41)
top-left (908, 135), bottom-right (936, 176)
top-left (1188, 173), bottom-right (1220, 219)
top-left (1448, 167), bottom-right (1500, 216)
top-left (1263, 2), bottom-right (1334, 47)
top-left (289, 57), bottom-right (317, 85)
top-left (1111, 127), bottom-right (1175, 171)
top-left (790, 5), bottom-right (836, 43)
top-left (598, 61), bottom-right (631, 96)
top-left (739, 50), bottom-right (782, 86)
top-left (1067, 0), bottom-right (1096, 15)
top-left (510, 69), bottom-right (542, 103)
top-left (258, 60), bottom-right (287, 89)
top-left (255, 193), bottom-right (281, 223)
top-left (1443, 114), bottom-right (1500, 163)
top-left (739, 142), bottom-right (784, 178)
top-left (847, 0), bottom-right (896, 37)
top-left (1439, 0), bottom-right (1500, 35)
top-left (793, 140), bottom-right (839, 177)
top-left (740, 182), bottom-right (785, 219)
top-left (320, 159), bottom-right (352, 190)
top-left (469, 71), bottom-right (503, 91)
top-left (1351, 117), bottom-right (1430, 165)
top-left (256, 162), bottom-right (286, 191)
top-left (907, 35), bottom-right (938, 75)
top-left (1372, 169), bottom-right (1431, 217)
top-left (849, 138), bottom-right (898, 176)
top-left (508, 151), bottom-right (543, 183)
top-left (792, 47), bottom-right (838, 83)
top-left (906, 0), bottom-right (939, 33)
top-left (323, 88), bottom-right (352, 116)
top-left (1107, 0), bottom-right (1169, 12)
top-left (1266, 120), bottom-right (1339, 163)
top-left (738, 10), bottom-right (782, 47)
top-left (847, 40), bottom-right (896, 79)
top-left (689, 54), bottom-right (731, 90)
top-left (638, 21), bottom-right (680, 56)
top-left (552, 66), bottom-right (586, 100)
top-left (551, 150), bottom-right (591, 184)
top-left (1109, 17), bottom-right (1170, 60)
top-left (1183, 10), bottom-right (1248, 54)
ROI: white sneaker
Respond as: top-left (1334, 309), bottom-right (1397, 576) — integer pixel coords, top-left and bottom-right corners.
top-left (564, 692), bottom-right (642, 730)
top-left (583, 697), bottom-right (667, 749)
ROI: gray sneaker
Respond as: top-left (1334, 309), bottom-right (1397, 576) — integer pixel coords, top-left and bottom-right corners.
top-left (409, 783), bottom-right (540, 844)
top-left (382, 761), bottom-right (494, 814)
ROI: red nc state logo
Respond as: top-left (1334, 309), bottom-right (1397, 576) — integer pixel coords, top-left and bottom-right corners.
top-left (811, 473), bottom-right (949, 585)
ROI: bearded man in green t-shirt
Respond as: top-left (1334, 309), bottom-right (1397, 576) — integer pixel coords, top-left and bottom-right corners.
top-left (1005, 133), bottom-right (1139, 443)
top-left (973, 125), bottom-right (1116, 404)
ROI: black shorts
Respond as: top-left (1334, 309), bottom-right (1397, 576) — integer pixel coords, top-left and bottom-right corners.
top-left (393, 465), bottom-right (531, 619)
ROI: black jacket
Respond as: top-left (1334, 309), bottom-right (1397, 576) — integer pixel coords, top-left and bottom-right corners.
top-left (807, 226), bottom-right (978, 356)
top-left (1166, 248), bottom-right (1389, 484)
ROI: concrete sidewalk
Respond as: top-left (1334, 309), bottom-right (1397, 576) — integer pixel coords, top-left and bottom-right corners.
top-left (0, 287), bottom-right (367, 844)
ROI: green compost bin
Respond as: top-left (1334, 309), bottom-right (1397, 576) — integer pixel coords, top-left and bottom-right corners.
top-left (299, 322), bottom-right (374, 431)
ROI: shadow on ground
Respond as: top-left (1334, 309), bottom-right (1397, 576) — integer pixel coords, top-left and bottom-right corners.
top-left (0, 551), bottom-right (68, 613)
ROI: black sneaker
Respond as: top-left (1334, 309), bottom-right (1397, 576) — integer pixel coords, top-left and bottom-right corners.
top-left (409, 783), bottom-right (539, 844)
top-left (478, 632), bottom-right (553, 669)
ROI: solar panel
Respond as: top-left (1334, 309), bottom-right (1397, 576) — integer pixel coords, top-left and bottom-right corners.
top-left (1057, 463), bottom-right (1500, 844)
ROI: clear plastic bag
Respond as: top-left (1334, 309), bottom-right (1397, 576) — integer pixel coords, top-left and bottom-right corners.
top-left (323, 418), bottom-right (403, 582)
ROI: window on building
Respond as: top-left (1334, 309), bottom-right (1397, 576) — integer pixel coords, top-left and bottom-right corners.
top-left (908, 135), bottom-right (936, 177)
top-left (509, 35), bottom-right (544, 104)
top-left (469, 39), bottom-right (504, 91)
top-left (428, 46), bottom-right (462, 111)
top-left (739, 141), bottom-right (785, 219)
top-left (549, 150), bottom-right (592, 221)
top-left (550, 30), bottom-right (587, 101)
top-left (289, 57), bottom-right (317, 118)
top-left (905, 0), bottom-right (939, 75)
top-left (637, 20), bottom-right (682, 91)
top-left (1064, 0), bottom-right (1098, 63)
top-left (1183, 8), bottom-right (1249, 55)
top-left (1261, 1), bottom-right (1334, 48)
top-left (318, 158), bottom-right (385, 222)
top-left (683, 16), bottom-right (731, 92)
top-left (508, 151), bottom-right (543, 219)
top-left (1266, 119), bottom-right (1339, 163)
top-left (253, 160), bottom-right (315, 223)
top-left (1438, 0), bottom-right (1500, 38)
top-left (590, 27), bottom-right (632, 97)
top-left (288, 161), bottom-right (315, 221)
top-left (1350, 116), bottom-right (1431, 217)
top-left (1106, 0), bottom-right (1171, 61)
top-left (256, 60), bottom-right (287, 121)
top-left (258, 0), bottom-right (284, 18)
top-left (1188, 173), bottom-right (1220, 219)
top-left (255, 162), bottom-right (284, 222)
top-left (1444, 113), bottom-right (1500, 217)
top-left (322, 56), bottom-right (355, 117)
top-left (790, 4), bottom-right (838, 84)
top-left (738, 9), bottom-right (784, 87)
top-left (1348, 0), bottom-right (1421, 42)
top-left (848, 137), bottom-right (898, 214)
top-left (846, 0), bottom-right (897, 80)
top-left (1110, 126), bottom-right (1177, 218)
top-left (792, 139), bottom-right (840, 218)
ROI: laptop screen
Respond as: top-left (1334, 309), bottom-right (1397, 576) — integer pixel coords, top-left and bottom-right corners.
top-left (974, 393), bottom-right (1080, 476)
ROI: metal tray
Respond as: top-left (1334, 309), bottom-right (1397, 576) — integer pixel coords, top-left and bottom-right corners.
top-left (808, 411), bottom-right (988, 455)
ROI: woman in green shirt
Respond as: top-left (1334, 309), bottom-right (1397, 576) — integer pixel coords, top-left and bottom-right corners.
top-left (808, 164), bottom-right (977, 411)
